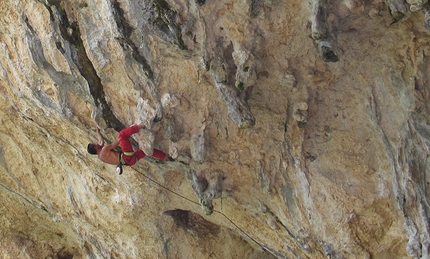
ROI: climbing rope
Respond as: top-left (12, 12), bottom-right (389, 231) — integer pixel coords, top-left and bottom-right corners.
top-left (130, 166), bottom-right (270, 253)
top-left (131, 167), bottom-right (201, 206)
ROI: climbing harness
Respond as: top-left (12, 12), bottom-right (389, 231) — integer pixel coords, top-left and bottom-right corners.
top-left (116, 151), bottom-right (137, 175)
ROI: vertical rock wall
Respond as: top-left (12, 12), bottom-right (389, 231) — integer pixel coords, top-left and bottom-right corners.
top-left (1, 0), bottom-right (430, 258)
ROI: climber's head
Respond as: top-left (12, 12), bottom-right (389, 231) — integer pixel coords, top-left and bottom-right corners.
top-left (87, 143), bottom-right (99, 155)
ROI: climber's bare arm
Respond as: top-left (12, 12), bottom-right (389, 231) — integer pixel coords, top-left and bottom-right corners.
top-left (96, 127), bottom-right (104, 146)
top-left (103, 140), bottom-right (119, 151)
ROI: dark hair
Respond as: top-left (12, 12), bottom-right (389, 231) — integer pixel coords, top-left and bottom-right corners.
top-left (87, 143), bottom-right (97, 155)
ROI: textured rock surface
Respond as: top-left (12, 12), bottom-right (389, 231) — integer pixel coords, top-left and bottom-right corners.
top-left (1, 0), bottom-right (430, 258)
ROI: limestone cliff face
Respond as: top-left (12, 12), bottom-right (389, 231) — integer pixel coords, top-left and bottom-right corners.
top-left (1, 0), bottom-right (430, 258)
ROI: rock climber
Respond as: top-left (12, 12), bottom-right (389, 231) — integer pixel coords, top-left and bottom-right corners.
top-left (87, 123), bottom-right (173, 174)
